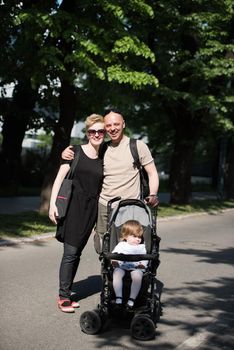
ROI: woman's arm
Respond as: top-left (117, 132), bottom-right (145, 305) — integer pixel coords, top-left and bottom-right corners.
top-left (48, 164), bottom-right (70, 224)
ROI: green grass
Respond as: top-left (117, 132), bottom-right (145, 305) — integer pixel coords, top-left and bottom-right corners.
top-left (158, 199), bottom-right (234, 217)
top-left (0, 199), bottom-right (234, 240)
top-left (0, 212), bottom-right (55, 240)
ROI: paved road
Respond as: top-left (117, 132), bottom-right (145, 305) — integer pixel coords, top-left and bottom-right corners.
top-left (0, 192), bottom-right (217, 214)
top-left (0, 210), bottom-right (233, 350)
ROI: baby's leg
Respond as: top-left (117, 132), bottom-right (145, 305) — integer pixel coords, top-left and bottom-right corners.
top-left (113, 268), bottom-right (125, 303)
top-left (128, 270), bottom-right (143, 306)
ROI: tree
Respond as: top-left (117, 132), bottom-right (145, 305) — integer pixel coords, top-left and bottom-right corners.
top-left (0, 80), bottom-right (38, 192)
top-left (131, 0), bottom-right (234, 203)
top-left (7, 0), bottom-right (158, 212)
top-left (225, 138), bottom-right (234, 199)
top-left (0, 0), bottom-right (57, 192)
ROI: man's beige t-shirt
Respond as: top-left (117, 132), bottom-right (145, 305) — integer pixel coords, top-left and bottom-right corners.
top-left (99, 135), bottom-right (154, 206)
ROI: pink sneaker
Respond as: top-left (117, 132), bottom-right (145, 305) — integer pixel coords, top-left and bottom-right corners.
top-left (57, 298), bottom-right (75, 313)
top-left (71, 300), bottom-right (80, 308)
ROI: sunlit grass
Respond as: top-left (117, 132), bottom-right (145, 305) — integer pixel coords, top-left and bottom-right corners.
top-left (0, 212), bottom-right (55, 239)
top-left (158, 200), bottom-right (234, 217)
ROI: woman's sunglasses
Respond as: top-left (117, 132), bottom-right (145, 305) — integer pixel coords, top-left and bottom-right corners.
top-left (87, 129), bottom-right (105, 136)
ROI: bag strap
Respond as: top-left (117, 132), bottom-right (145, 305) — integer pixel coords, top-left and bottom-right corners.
top-left (99, 138), bottom-right (141, 167)
top-left (130, 139), bottom-right (148, 199)
top-left (66, 145), bottom-right (81, 179)
top-left (130, 139), bottom-right (141, 169)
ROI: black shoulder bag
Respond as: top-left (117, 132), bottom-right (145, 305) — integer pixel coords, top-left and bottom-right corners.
top-left (55, 145), bottom-right (81, 220)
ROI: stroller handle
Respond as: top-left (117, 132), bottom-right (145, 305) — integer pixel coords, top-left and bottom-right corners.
top-left (106, 197), bottom-right (121, 231)
top-left (107, 196), bottom-right (121, 208)
top-left (104, 252), bottom-right (159, 261)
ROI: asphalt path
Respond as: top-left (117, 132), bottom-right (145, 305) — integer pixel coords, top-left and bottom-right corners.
top-left (0, 209), bottom-right (233, 350)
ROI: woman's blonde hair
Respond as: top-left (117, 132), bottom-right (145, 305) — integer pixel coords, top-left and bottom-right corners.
top-left (85, 114), bottom-right (104, 129)
top-left (120, 220), bottom-right (143, 240)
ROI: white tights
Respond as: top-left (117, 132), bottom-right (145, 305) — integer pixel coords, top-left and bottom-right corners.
top-left (113, 267), bottom-right (143, 304)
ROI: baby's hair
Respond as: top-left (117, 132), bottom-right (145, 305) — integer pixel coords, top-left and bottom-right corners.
top-left (120, 220), bottom-right (143, 240)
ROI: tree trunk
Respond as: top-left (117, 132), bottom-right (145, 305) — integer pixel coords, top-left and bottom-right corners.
top-left (169, 107), bottom-right (202, 204)
top-left (169, 138), bottom-right (196, 204)
top-left (39, 0), bottom-right (78, 214)
top-left (225, 138), bottom-right (234, 199)
top-left (39, 79), bottom-right (76, 214)
top-left (0, 80), bottom-right (37, 194)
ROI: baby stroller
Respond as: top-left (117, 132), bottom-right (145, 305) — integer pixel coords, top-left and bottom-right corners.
top-left (80, 197), bottom-right (161, 340)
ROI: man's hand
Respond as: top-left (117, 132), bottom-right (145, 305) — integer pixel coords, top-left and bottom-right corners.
top-left (62, 146), bottom-right (74, 160)
top-left (145, 194), bottom-right (159, 208)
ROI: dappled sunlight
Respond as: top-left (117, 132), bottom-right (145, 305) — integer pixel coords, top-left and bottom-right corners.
top-left (159, 275), bottom-right (234, 340)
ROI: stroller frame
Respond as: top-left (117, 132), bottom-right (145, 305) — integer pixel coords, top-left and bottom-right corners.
top-left (80, 197), bottom-right (161, 340)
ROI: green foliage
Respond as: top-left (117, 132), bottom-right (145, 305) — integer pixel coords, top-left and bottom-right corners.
top-left (101, 0), bottom-right (125, 18)
top-left (107, 65), bottom-right (158, 88)
top-left (0, 0), bottom-right (159, 135)
top-left (112, 36), bottom-right (156, 62)
top-left (132, 0), bottom-right (234, 146)
top-left (37, 133), bottom-right (53, 147)
top-left (128, 0), bottom-right (154, 17)
top-left (10, 0), bottom-right (157, 89)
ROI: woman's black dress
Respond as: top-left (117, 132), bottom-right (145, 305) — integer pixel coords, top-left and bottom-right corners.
top-left (56, 145), bottom-right (103, 248)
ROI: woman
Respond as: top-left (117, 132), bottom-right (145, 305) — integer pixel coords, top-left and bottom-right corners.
top-left (49, 114), bottom-right (105, 313)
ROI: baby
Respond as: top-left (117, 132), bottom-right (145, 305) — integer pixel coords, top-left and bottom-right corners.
top-left (111, 220), bottom-right (147, 310)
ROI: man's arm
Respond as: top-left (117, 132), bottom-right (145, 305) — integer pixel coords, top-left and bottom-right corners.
top-left (143, 161), bottom-right (159, 207)
top-left (61, 145), bottom-right (74, 160)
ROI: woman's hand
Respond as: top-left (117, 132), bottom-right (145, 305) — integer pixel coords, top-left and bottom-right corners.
top-left (49, 205), bottom-right (59, 225)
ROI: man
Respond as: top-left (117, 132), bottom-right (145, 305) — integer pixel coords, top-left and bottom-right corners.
top-left (62, 110), bottom-right (159, 249)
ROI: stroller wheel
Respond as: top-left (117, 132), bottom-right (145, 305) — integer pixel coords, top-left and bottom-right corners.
top-left (130, 314), bottom-right (155, 341)
top-left (80, 310), bottom-right (102, 335)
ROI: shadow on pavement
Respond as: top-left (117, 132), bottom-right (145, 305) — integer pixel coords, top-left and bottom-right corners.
top-left (159, 245), bottom-right (234, 350)
top-left (72, 275), bottom-right (102, 300)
